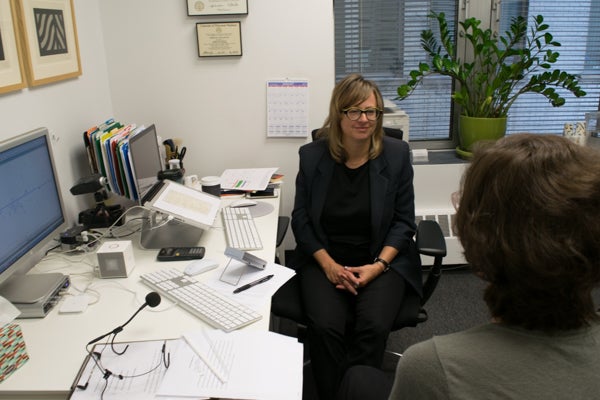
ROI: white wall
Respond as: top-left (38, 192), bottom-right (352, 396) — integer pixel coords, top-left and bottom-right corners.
top-left (1, 1), bottom-right (463, 256)
top-left (0, 0), bottom-right (334, 250)
top-left (97, 0), bottom-right (335, 249)
top-left (0, 0), bottom-right (113, 224)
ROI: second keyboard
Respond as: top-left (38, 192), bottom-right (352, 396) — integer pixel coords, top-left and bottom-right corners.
top-left (221, 206), bottom-right (263, 250)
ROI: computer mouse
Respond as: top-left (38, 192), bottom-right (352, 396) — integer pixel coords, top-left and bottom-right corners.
top-left (184, 259), bottom-right (219, 276)
top-left (230, 199), bottom-right (257, 208)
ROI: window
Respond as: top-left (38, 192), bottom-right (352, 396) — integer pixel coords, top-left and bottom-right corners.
top-left (499, 1), bottom-right (600, 135)
top-left (334, 0), bottom-right (600, 146)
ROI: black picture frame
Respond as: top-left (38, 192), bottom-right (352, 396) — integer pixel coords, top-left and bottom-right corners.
top-left (187, 0), bottom-right (248, 17)
top-left (196, 22), bottom-right (242, 57)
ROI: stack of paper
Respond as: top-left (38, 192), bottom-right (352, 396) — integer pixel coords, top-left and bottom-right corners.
top-left (70, 329), bottom-right (302, 400)
top-left (157, 329), bottom-right (303, 400)
top-left (220, 168), bottom-right (279, 191)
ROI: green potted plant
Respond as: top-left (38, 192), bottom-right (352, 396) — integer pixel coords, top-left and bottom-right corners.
top-left (396, 11), bottom-right (586, 157)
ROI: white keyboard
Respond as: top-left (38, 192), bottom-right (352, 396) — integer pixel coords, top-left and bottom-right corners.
top-left (140, 268), bottom-right (262, 332)
top-left (221, 207), bottom-right (263, 250)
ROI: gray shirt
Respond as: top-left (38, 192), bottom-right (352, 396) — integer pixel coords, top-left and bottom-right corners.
top-left (389, 322), bottom-right (600, 400)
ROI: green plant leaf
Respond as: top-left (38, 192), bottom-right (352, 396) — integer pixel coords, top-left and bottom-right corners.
top-left (396, 11), bottom-right (586, 116)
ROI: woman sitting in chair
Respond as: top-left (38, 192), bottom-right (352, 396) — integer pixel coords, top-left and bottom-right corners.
top-left (291, 73), bottom-right (421, 399)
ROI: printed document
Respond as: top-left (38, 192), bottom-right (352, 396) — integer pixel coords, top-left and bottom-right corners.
top-left (157, 329), bottom-right (303, 400)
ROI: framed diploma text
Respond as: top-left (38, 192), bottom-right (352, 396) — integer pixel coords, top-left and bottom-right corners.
top-left (187, 0), bottom-right (248, 16)
top-left (196, 22), bottom-right (242, 57)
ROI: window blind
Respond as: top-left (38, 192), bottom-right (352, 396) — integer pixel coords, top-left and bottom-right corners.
top-left (500, 1), bottom-right (600, 135)
top-left (334, 0), bottom-right (457, 141)
top-left (335, 0), bottom-right (600, 142)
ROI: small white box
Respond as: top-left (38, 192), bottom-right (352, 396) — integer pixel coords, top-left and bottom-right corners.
top-left (96, 241), bottom-right (135, 279)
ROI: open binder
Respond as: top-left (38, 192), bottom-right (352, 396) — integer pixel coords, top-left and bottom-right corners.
top-left (138, 179), bottom-right (221, 249)
top-left (142, 179), bottom-right (221, 231)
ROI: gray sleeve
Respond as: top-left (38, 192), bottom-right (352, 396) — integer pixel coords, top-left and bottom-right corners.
top-left (388, 339), bottom-right (448, 400)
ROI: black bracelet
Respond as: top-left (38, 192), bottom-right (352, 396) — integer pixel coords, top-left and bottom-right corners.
top-left (374, 257), bottom-right (390, 272)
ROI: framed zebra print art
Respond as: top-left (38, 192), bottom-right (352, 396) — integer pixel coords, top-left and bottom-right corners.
top-left (0, 0), bottom-right (26, 94)
top-left (16, 0), bottom-right (81, 86)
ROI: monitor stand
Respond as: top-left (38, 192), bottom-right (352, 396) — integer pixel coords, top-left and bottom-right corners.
top-left (139, 209), bottom-right (204, 249)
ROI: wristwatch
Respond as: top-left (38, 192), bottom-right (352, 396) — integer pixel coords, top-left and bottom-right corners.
top-left (374, 257), bottom-right (390, 272)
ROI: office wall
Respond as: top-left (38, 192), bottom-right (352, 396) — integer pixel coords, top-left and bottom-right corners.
top-left (0, 0), bottom-right (333, 250)
top-left (0, 0), bottom-right (114, 223)
top-left (98, 0), bottom-right (335, 249)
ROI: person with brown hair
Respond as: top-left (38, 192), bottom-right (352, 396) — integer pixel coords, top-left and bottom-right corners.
top-left (291, 73), bottom-right (421, 399)
top-left (339, 133), bottom-right (600, 400)
top-left (389, 133), bottom-right (600, 399)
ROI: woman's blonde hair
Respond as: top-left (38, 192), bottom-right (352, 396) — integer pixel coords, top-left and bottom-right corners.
top-left (317, 74), bottom-right (384, 163)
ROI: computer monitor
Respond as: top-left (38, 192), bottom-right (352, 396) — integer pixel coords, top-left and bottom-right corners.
top-left (128, 124), bottom-right (205, 249)
top-left (0, 128), bottom-right (70, 310)
top-left (128, 124), bottom-right (164, 202)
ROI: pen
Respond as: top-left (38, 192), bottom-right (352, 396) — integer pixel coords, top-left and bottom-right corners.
top-left (233, 274), bottom-right (274, 294)
top-left (182, 333), bottom-right (227, 383)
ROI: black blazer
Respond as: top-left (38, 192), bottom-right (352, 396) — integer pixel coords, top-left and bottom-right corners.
top-left (291, 136), bottom-right (422, 296)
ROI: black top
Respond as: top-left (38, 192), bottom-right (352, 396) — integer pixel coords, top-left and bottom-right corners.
top-left (321, 161), bottom-right (371, 265)
top-left (292, 136), bottom-right (422, 296)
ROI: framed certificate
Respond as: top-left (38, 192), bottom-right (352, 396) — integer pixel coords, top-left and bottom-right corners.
top-left (196, 22), bottom-right (242, 57)
top-left (187, 0), bottom-right (248, 16)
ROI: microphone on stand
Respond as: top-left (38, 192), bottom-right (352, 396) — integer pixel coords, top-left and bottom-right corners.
top-left (88, 292), bottom-right (161, 346)
top-left (79, 292), bottom-right (166, 389)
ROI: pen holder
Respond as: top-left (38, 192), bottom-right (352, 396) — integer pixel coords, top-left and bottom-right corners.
top-left (158, 168), bottom-right (184, 183)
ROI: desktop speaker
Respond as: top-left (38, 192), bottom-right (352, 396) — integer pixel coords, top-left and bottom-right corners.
top-left (96, 241), bottom-right (135, 279)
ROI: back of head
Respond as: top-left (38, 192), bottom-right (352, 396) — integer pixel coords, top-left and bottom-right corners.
top-left (455, 134), bottom-right (600, 332)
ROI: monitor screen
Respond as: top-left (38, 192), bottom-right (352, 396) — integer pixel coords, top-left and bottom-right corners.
top-left (0, 128), bottom-right (68, 288)
top-left (128, 124), bottom-right (164, 202)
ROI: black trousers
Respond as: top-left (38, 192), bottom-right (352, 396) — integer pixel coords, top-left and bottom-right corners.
top-left (337, 365), bottom-right (393, 400)
top-left (299, 261), bottom-right (406, 400)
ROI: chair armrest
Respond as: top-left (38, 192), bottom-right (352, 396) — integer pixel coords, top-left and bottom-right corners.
top-left (416, 220), bottom-right (447, 305)
top-left (416, 220), bottom-right (447, 260)
top-left (276, 216), bottom-right (290, 247)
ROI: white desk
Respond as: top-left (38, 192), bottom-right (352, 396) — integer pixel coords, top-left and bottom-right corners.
top-left (0, 197), bottom-right (282, 399)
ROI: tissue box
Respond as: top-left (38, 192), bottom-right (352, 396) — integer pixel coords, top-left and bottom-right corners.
top-left (0, 324), bottom-right (29, 383)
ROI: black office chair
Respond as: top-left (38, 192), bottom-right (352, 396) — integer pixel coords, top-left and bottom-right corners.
top-left (275, 216), bottom-right (290, 264)
top-left (311, 126), bottom-right (404, 142)
top-left (270, 219), bottom-right (447, 348)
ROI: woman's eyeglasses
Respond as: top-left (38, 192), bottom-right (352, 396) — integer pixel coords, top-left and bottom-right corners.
top-left (342, 108), bottom-right (382, 121)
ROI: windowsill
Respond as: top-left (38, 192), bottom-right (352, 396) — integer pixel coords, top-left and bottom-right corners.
top-left (412, 136), bottom-right (600, 165)
top-left (411, 149), bottom-right (469, 165)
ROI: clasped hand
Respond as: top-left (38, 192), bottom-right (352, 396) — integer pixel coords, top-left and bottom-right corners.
top-left (326, 263), bottom-right (381, 295)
